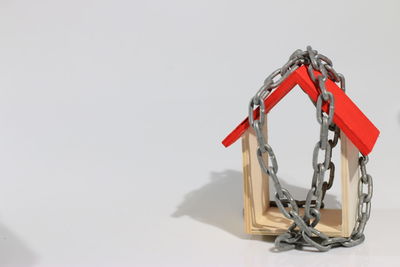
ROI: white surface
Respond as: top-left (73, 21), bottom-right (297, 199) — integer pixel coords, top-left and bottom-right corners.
top-left (0, 0), bottom-right (399, 266)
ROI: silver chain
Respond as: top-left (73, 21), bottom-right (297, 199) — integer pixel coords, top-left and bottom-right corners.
top-left (248, 46), bottom-right (373, 251)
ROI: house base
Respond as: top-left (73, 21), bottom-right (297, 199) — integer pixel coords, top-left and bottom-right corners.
top-left (245, 207), bottom-right (342, 237)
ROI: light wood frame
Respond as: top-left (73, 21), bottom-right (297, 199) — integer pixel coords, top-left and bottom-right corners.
top-left (242, 118), bottom-right (360, 237)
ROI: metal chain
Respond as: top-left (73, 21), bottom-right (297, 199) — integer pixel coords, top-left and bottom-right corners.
top-left (248, 46), bottom-right (373, 251)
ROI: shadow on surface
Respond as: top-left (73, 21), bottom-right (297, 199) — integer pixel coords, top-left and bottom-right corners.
top-left (172, 169), bottom-right (340, 241)
top-left (172, 170), bottom-right (249, 239)
top-left (0, 222), bottom-right (37, 266)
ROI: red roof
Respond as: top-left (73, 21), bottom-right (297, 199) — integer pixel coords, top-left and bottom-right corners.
top-left (222, 65), bottom-right (379, 156)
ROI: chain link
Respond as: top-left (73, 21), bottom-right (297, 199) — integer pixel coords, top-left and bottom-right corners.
top-left (248, 46), bottom-right (373, 251)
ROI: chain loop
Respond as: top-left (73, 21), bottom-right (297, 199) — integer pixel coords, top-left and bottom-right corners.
top-left (316, 93), bottom-right (335, 125)
top-left (248, 46), bottom-right (374, 251)
top-left (256, 144), bottom-right (278, 174)
top-left (275, 189), bottom-right (299, 219)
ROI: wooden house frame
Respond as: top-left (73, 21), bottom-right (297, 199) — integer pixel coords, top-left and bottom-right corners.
top-left (222, 66), bottom-right (379, 237)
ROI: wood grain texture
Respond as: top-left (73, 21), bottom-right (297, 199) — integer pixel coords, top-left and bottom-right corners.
top-left (340, 132), bottom-right (360, 237)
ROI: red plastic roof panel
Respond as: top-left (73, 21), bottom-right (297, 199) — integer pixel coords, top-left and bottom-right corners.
top-left (221, 65), bottom-right (379, 156)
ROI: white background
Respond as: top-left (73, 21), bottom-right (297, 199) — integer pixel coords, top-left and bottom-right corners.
top-left (0, 0), bottom-right (399, 266)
